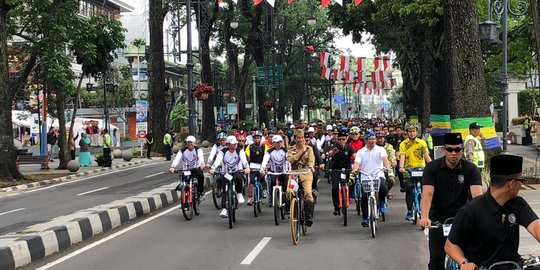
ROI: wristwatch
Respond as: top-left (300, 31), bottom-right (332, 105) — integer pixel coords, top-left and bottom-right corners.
top-left (461, 259), bottom-right (470, 265)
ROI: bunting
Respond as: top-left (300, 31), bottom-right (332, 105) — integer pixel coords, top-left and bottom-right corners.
top-left (374, 57), bottom-right (384, 71)
top-left (357, 57), bottom-right (365, 73)
top-left (354, 0), bottom-right (362, 6)
top-left (321, 0), bottom-right (332, 8)
top-left (340, 55), bottom-right (350, 71)
top-left (321, 67), bottom-right (331, 79)
top-left (383, 55), bottom-right (390, 71)
top-left (254, 0), bottom-right (263, 5)
top-left (320, 52), bottom-right (329, 67)
top-left (266, 0), bottom-right (274, 6)
top-left (226, 0), bottom-right (366, 8)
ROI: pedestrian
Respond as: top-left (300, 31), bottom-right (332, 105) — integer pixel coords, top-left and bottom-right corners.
top-left (112, 128), bottom-right (119, 148)
top-left (445, 155), bottom-right (540, 270)
top-left (79, 133), bottom-right (92, 166)
top-left (92, 121), bottom-right (100, 147)
top-left (464, 122), bottom-right (486, 184)
top-left (523, 113), bottom-right (532, 145)
top-left (102, 129), bottom-right (112, 167)
top-left (70, 132), bottom-right (79, 160)
top-left (47, 128), bottom-right (57, 161)
top-left (163, 129), bottom-right (173, 161)
top-left (419, 133), bottom-right (483, 270)
top-left (145, 130), bottom-right (153, 159)
top-left (422, 124), bottom-right (434, 159)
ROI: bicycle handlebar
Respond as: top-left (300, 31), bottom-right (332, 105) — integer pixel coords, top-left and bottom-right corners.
top-left (324, 168), bottom-right (353, 173)
top-left (284, 170), bottom-right (312, 176)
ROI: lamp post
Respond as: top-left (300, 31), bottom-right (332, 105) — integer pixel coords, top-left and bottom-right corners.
top-left (306, 16), bottom-right (316, 123)
top-left (479, 0), bottom-right (528, 154)
top-left (327, 45), bottom-right (335, 119)
top-left (184, 0), bottom-right (195, 135)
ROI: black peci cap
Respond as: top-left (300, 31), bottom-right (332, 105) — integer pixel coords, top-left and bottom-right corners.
top-left (490, 155), bottom-right (523, 184)
top-left (443, 133), bottom-right (463, 145)
top-left (338, 130), bottom-right (348, 138)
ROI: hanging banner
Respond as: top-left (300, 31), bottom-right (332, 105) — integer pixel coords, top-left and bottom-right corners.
top-left (136, 100), bottom-right (148, 142)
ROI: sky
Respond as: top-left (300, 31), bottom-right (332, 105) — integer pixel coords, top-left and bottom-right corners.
top-left (120, 0), bottom-right (377, 60)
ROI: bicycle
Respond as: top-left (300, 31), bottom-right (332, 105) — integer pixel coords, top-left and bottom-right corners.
top-left (326, 168), bottom-right (352, 226)
top-left (267, 171), bottom-right (286, 225)
top-left (249, 163), bottom-right (263, 217)
top-left (216, 171), bottom-right (242, 229)
top-left (352, 173), bottom-right (362, 216)
top-left (288, 169), bottom-right (312, 245)
top-left (477, 256), bottom-right (540, 269)
top-left (174, 169), bottom-right (201, 221)
top-left (407, 166), bottom-right (424, 225)
top-left (359, 168), bottom-right (384, 238)
top-left (211, 166), bottom-right (222, 210)
top-left (425, 218), bottom-right (458, 270)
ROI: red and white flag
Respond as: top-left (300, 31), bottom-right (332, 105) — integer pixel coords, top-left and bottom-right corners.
top-left (354, 0), bottom-right (362, 6)
top-left (333, 69), bottom-right (342, 80)
top-left (320, 52), bottom-right (329, 67)
top-left (254, 0), bottom-right (263, 5)
top-left (374, 56), bottom-right (384, 71)
top-left (321, 0), bottom-right (332, 8)
top-left (321, 67), bottom-right (331, 80)
top-left (358, 70), bottom-right (367, 82)
top-left (357, 57), bottom-right (365, 73)
top-left (379, 71), bottom-right (386, 89)
top-left (340, 55), bottom-right (350, 71)
top-left (334, 0), bottom-right (343, 6)
top-left (288, 0), bottom-right (293, 3)
top-left (383, 55), bottom-right (390, 71)
top-left (371, 71), bottom-right (378, 89)
top-left (266, 0), bottom-right (275, 7)
top-left (390, 78), bottom-right (397, 88)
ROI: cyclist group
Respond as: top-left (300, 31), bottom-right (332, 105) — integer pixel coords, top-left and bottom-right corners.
top-left (169, 119), bottom-right (540, 269)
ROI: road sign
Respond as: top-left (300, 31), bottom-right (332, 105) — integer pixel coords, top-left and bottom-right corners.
top-left (333, 95), bottom-right (345, 105)
top-left (227, 103), bottom-right (238, 115)
top-left (257, 66), bottom-right (283, 87)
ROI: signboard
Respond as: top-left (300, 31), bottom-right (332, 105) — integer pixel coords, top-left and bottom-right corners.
top-left (227, 103), bottom-right (238, 115)
top-left (257, 66), bottom-right (283, 87)
top-left (31, 114), bottom-right (40, 137)
top-left (333, 95), bottom-right (345, 105)
top-left (135, 100), bottom-right (148, 142)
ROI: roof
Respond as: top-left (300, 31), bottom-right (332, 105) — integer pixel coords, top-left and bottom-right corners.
top-left (107, 0), bottom-right (135, 12)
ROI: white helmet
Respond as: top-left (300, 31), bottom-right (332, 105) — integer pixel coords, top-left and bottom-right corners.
top-left (185, 135), bottom-right (196, 143)
top-left (226, 136), bottom-right (238, 144)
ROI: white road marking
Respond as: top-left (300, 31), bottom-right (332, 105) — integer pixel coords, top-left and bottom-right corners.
top-left (240, 237), bottom-right (272, 265)
top-left (36, 189), bottom-right (212, 270)
top-left (144, 172), bottom-right (165, 178)
top-left (36, 204), bottom-right (183, 270)
top-left (76, 187), bottom-right (109, 196)
top-left (0, 208), bottom-right (25, 216)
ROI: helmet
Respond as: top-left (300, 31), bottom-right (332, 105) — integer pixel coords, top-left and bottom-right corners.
top-left (350, 126), bottom-right (360, 134)
top-left (217, 132), bottom-right (227, 139)
top-left (365, 130), bottom-right (376, 139)
top-left (405, 123), bottom-right (418, 131)
top-left (252, 130), bottom-right (262, 137)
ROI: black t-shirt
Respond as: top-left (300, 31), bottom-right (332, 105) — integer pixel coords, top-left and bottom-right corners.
top-left (330, 144), bottom-right (355, 169)
top-left (448, 192), bottom-right (538, 267)
top-left (422, 157), bottom-right (482, 222)
top-left (146, 133), bottom-right (153, 144)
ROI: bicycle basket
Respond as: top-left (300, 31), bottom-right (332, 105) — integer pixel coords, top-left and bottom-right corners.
top-left (361, 179), bottom-right (380, 193)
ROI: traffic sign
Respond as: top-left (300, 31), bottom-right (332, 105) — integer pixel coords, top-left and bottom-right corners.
top-left (333, 95), bottom-right (345, 105)
top-left (257, 66), bottom-right (283, 87)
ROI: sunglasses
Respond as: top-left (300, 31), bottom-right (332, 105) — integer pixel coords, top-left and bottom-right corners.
top-left (238, 140), bottom-right (246, 142)
top-left (338, 138), bottom-right (347, 141)
top-left (445, 147), bottom-right (462, 153)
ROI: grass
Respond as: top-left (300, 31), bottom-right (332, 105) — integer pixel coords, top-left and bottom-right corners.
top-left (0, 173), bottom-right (73, 188)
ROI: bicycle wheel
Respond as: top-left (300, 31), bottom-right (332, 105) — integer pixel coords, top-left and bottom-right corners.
top-left (300, 198), bottom-right (308, 236)
top-left (181, 187), bottom-right (193, 221)
top-left (212, 177), bottom-right (220, 210)
top-left (273, 188), bottom-right (280, 225)
top-left (290, 198), bottom-right (300, 245)
top-left (355, 186), bottom-right (361, 216)
top-left (341, 187), bottom-right (348, 227)
top-left (369, 197), bottom-right (376, 238)
top-left (227, 187), bottom-right (234, 229)
top-left (445, 256), bottom-right (460, 270)
top-left (193, 185), bottom-right (200, 216)
top-left (416, 194), bottom-right (422, 225)
top-left (232, 195), bottom-right (237, 223)
top-left (253, 187), bottom-right (259, 217)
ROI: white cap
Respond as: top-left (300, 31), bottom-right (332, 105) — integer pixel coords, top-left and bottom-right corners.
top-left (308, 127), bottom-right (315, 133)
top-left (185, 135), bottom-right (196, 143)
top-left (226, 135), bottom-right (238, 144)
top-left (271, 135), bottom-right (283, 143)
top-left (326, 124), bottom-right (333, 131)
top-left (290, 124), bottom-right (295, 129)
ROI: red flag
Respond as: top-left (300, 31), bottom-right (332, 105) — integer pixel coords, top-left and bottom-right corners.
top-left (321, 67), bottom-right (331, 80)
top-left (379, 71), bottom-right (385, 89)
top-left (390, 78), bottom-right (396, 88)
top-left (320, 52), bottom-right (329, 67)
top-left (354, 0), bottom-right (362, 6)
top-left (357, 57), bottom-right (365, 73)
top-left (288, 0), bottom-right (293, 3)
top-left (364, 82), bottom-right (368, 95)
top-left (333, 69), bottom-right (341, 80)
top-left (254, 0), bottom-right (263, 5)
top-left (353, 81), bottom-right (357, 93)
top-left (218, 0), bottom-right (223, 4)
top-left (322, 0), bottom-right (332, 8)
top-left (304, 45), bottom-right (315, 55)
top-left (371, 71), bottom-right (378, 89)
top-left (383, 55), bottom-right (390, 71)
top-left (340, 55), bottom-right (350, 71)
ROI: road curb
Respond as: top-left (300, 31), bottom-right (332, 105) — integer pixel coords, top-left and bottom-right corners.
top-left (0, 160), bottom-right (154, 193)
top-left (0, 184), bottom-right (180, 270)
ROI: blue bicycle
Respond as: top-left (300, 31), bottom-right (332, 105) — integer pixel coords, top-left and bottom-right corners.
top-left (426, 218), bottom-right (458, 270)
top-left (352, 174), bottom-right (362, 216)
top-left (250, 164), bottom-right (263, 217)
top-left (408, 166), bottom-right (424, 225)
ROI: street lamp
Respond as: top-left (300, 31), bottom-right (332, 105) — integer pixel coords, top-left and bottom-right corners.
top-left (230, 21), bottom-right (239, 29)
top-left (327, 45), bottom-right (335, 119)
top-left (479, 0), bottom-right (528, 154)
top-left (307, 16), bottom-right (317, 26)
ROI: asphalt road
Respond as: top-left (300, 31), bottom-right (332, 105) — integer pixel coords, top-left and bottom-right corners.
top-left (25, 177), bottom-right (430, 270)
top-left (0, 161), bottom-right (176, 234)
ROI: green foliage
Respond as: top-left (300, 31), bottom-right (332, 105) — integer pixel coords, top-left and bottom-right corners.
top-left (518, 89), bottom-right (540, 117)
top-left (169, 100), bottom-right (189, 132)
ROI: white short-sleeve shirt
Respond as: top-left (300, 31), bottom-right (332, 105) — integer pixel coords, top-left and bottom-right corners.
top-left (354, 145), bottom-right (387, 180)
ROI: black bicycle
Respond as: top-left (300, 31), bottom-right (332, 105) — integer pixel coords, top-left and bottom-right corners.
top-left (211, 166), bottom-right (222, 210)
top-left (174, 169), bottom-right (200, 221)
top-left (215, 171), bottom-right (242, 229)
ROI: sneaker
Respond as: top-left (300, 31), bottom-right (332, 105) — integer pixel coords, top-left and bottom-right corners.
top-left (247, 197), bottom-right (253, 206)
top-left (387, 193), bottom-right (394, 200)
top-left (198, 192), bottom-right (205, 198)
top-left (333, 208), bottom-right (341, 216)
top-left (237, 193), bottom-right (245, 204)
top-left (400, 187), bottom-right (406, 193)
top-left (379, 202), bottom-right (388, 214)
top-left (262, 191), bottom-right (268, 198)
top-left (361, 218), bottom-right (369, 227)
top-left (306, 215), bottom-right (313, 227)
top-left (220, 208), bottom-right (228, 218)
top-left (405, 211), bottom-right (413, 221)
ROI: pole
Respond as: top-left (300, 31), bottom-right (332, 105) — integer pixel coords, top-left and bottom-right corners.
top-left (186, 0), bottom-right (195, 135)
top-left (272, 49), bottom-right (277, 127)
top-left (329, 57), bottom-right (333, 119)
top-left (41, 86), bottom-right (48, 158)
top-left (137, 47), bottom-right (141, 101)
top-left (252, 76), bottom-right (257, 125)
top-left (501, 0), bottom-right (509, 154)
top-left (37, 88), bottom-right (42, 156)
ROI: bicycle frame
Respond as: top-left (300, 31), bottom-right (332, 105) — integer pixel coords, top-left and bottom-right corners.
top-left (408, 167), bottom-right (424, 225)
top-left (359, 168), bottom-right (384, 238)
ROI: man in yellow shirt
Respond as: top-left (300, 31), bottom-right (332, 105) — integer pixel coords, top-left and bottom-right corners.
top-left (398, 124), bottom-right (432, 221)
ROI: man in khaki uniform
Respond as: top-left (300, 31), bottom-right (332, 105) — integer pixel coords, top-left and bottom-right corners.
top-left (287, 129), bottom-right (316, 226)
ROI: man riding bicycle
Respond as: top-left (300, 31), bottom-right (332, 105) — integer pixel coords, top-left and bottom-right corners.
top-left (260, 135), bottom-right (290, 205)
top-left (245, 131), bottom-right (268, 205)
top-left (351, 130), bottom-right (392, 227)
top-left (329, 129), bottom-right (355, 216)
top-left (445, 155), bottom-right (540, 270)
top-left (209, 136), bottom-right (250, 218)
top-left (287, 129), bottom-right (316, 227)
top-left (398, 124), bottom-right (432, 221)
top-left (419, 133), bottom-right (483, 270)
top-left (375, 131), bottom-right (396, 200)
top-left (168, 136), bottom-right (206, 196)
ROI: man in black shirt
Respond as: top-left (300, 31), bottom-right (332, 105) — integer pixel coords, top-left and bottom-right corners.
top-left (445, 155), bottom-right (540, 270)
top-left (420, 133), bottom-right (483, 270)
top-left (329, 130), bottom-right (355, 216)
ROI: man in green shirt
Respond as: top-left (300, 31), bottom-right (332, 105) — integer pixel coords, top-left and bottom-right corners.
top-left (163, 129), bottom-right (173, 161)
top-left (103, 129), bottom-right (112, 167)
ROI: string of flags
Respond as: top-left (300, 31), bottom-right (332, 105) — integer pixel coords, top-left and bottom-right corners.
top-left (320, 51), bottom-right (397, 96)
top-left (218, 0), bottom-right (363, 8)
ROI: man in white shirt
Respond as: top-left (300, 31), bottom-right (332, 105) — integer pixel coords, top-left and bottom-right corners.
top-left (352, 130), bottom-right (392, 227)
top-left (169, 136), bottom-right (206, 196)
top-left (209, 136), bottom-right (250, 218)
top-left (206, 132), bottom-right (228, 166)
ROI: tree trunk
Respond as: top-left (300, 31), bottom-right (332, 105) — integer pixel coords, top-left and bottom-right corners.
top-left (442, 1), bottom-right (490, 118)
top-left (531, 0), bottom-right (540, 73)
top-left (0, 1), bottom-right (25, 180)
top-left (148, 0), bottom-right (168, 154)
top-left (67, 75), bottom-right (84, 161)
top-left (55, 88), bottom-right (69, 169)
top-left (419, 45), bottom-right (431, 127)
